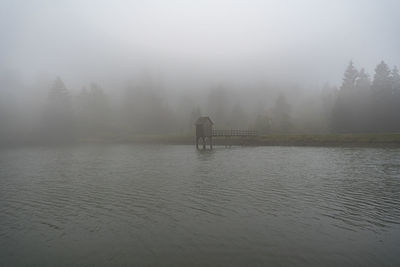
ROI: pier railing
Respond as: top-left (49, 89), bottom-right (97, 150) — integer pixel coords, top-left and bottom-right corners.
top-left (212, 129), bottom-right (257, 137)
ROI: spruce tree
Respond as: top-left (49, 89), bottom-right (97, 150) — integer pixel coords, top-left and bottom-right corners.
top-left (391, 66), bottom-right (400, 92)
top-left (391, 66), bottom-right (400, 130)
top-left (340, 61), bottom-right (358, 91)
top-left (372, 61), bottom-right (392, 95)
top-left (371, 61), bottom-right (395, 131)
top-left (332, 61), bottom-right (358, 132)
top-left (355, 68), bottom-right (371, 91)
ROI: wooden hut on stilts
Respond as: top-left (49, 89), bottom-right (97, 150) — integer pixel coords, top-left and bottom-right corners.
top-left (195, 117), bottom-right (213, 149)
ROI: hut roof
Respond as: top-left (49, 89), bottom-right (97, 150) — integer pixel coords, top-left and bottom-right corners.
top-left (195, 116), bottom-right (214, 125)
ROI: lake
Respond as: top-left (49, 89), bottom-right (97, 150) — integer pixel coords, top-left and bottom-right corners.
top-left (1, 144), bottom-right (400, 266)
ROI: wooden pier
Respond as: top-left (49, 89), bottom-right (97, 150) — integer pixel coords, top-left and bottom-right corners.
top-left (212, 129), bottom-right (257, 137)
top-left (195, 116), bottom-right (257, 149)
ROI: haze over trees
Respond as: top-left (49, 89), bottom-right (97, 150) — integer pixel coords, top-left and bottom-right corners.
top-left (0, 60), bottom-right (400, 145)
top-left (1, 0), bottom-right (399, 145)
top-left (332, 61), bottom-right (400, 133)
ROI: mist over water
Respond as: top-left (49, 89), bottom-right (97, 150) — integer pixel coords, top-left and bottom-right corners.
top-left (1, 0), bottom-right (400, 144)
top-left (1, 1), bottom-right (400, 266)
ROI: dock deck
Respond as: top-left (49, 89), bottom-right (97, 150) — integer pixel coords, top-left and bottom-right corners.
top-left (212, 129), bottom-right (257, 137)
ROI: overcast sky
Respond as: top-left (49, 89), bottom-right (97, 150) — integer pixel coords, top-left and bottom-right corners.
top-left (1, 0), bottom-right (399, 88)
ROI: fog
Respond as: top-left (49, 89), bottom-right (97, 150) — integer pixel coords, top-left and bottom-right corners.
top-left (1, 0), bottom-right (400, 144)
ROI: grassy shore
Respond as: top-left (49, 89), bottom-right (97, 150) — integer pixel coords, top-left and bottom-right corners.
top-left (250, 133), bottom-right (400, 147)
top-left (3, 133), bottom-right (400, 148)
top-left (110, 133), bottom-right (400, 147)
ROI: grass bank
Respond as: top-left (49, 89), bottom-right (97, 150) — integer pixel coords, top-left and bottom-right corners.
top-left (250, 133), bottom-right (400, 147)
top-left (4, 133), bottom-right (399, 148)
top-left (112, 133), bottom-right (400, 147)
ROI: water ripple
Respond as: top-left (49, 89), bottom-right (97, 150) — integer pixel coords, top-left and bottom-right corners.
top-left (0, 145), bottom-right (400, 266)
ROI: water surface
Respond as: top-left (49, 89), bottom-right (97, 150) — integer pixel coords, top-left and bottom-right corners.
top-left (1, 145), bottom-right (400, 266)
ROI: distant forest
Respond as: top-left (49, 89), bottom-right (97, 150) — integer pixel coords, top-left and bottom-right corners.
top-left (0, 60), bottom-right (399, 144)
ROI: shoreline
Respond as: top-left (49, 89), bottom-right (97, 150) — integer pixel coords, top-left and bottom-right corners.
top-left (3, 133), bottom-right (400, 148)
top-left (105, 133), bottom-right (400, 147)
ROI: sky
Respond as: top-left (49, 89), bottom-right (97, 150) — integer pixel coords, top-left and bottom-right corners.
top-left (1, 0), bottom-right (399, 89)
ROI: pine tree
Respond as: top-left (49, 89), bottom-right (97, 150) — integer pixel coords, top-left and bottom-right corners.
top-left (371, 61), bottom-right (395, 131)
top-left (372, 61), bottom-right (392, 95)
top-left (332, 61), bottom-right (359, 132)
top-left (340, 61), bottom-right (358, 91)
top-left (391, 66), bottom-right (400, 130)
top-left (391, 66), bottom-right (400, 92)
top-left (355, 68), bottom-right (371, 91)
top-left (48, 77), bottom-right (70, 107)
top-left (352, 68), bottom-right (372, 132)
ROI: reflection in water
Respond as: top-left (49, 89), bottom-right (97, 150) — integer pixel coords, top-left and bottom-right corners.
top-left (195, 147), bottom-right (216, 161)
top-left (0, 145), bottom-right (400, 266)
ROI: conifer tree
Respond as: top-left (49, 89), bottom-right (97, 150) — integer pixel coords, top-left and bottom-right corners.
top-left (371, 61), bottom-right (395, 131)
top-left (391, 66), bottom-right (400, 92)
top-left (372, 61), bottom-right (392, 96)
top-left (355, 68), bottom-right (371, 91)
top-left (340, 61), bottom-right (358, 91)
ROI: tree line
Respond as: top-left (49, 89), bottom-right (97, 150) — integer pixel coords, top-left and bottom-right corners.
top-left (0, 60), bottom-right (399, 144)
top-left (332, 61), bottom-right (400, 133)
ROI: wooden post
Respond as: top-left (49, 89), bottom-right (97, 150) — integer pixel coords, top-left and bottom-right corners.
top-left (202, 137), bottom-right (206, 149)
top-left (210, 136), bottom-right (213, 149)
top-left (196, 137), bottom-right (199, 149)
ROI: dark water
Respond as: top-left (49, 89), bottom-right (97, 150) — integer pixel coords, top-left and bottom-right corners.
top-left (1, 145), bottom-right (400, 266)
